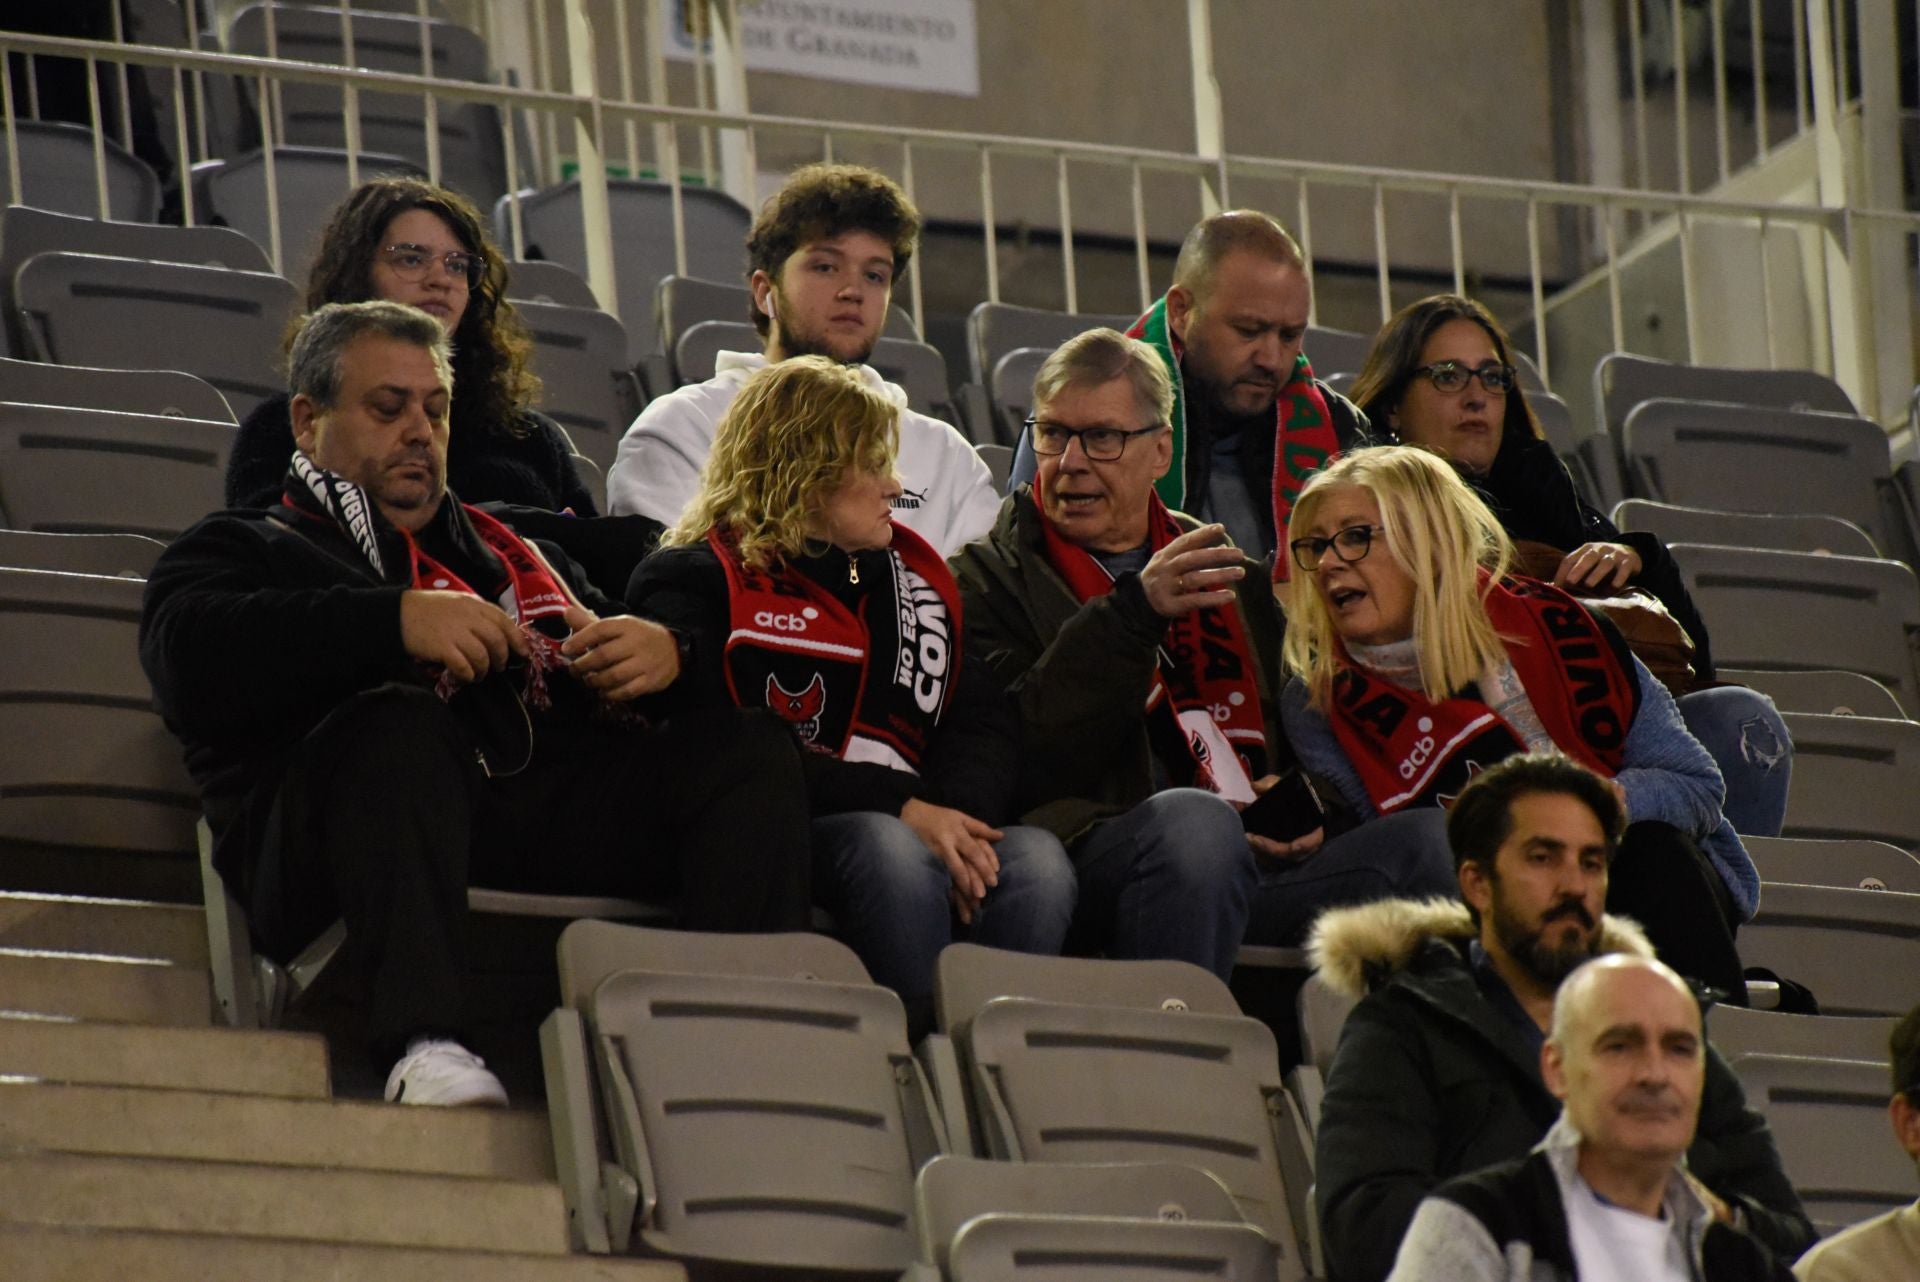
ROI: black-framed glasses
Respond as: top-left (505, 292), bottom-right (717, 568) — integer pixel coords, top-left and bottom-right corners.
top-left (1025, 417), bottom-right (1167, 462)
top-left (1289, 523), bottom-right (1379, 572)
top-left (1412, 361), bottom-right (1516, 395)
top-left (379, 243), bottom-right (484, 289)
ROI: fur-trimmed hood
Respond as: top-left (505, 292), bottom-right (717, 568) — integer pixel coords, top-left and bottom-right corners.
top-left (1308, 895), bottom-right (1655, 1001)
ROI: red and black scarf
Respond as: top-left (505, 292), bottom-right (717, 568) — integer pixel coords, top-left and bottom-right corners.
top-left (1327, 575), bottom-right (1640, 813)
top-left (713, 522), bottom-right (961, 773)
top-left (1032, 489), bottom-right (1269, 799)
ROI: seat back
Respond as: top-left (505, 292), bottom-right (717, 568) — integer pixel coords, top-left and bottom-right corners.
top-left (672, 319), bottom-right (758, 387)
top-left (655, 274), bottom-right (915, 382)
top-left (966, 301), bottom-right (1136, 387)
top-left (934, 943), bottom-right (1239, 1037)
top-left (1718, 669), bottom-right (1906, 720)
top-left (1613, 499), bottom-right (1880, 559)
top-left (990, 346), bottom-right (1049, 445)
top-left (0, 122), bottom-right (161, 222)
top-left (0, 404), bottom-right (233, 539)
top-left (196, 147), bottom-right (423, 275)
top-left (13, 252), bottom-right (298, 421)
top-left (587, 966), bottom-right (935, 1270)
top-left (556, 918), bottom-right (870, 1011)
top-left (507, 259), bottom-right (598, 309)
top-left (867, 337), bottom-right (954, 421)
top-left (1738, 882), bottom-right (1920, 1016)
top-left (1298, 972), bottom-right (1359, 1081)
top-left (1744, 835), bottom-right (1920, 892)
top-left (513, 300), bottom-right (640, 472)
top-left (1708, 1007), bottom-right (1896, 1063)
top-left (1, 206), bottom-right (270, 358)
top-left (948, 1214), bottom-right (1279, 1281)
top-left (1778, 713), bottom-right (1920, 852)
top-left (1669, 545), bottom-right (1920, 716)
top-left (0, 531), bottom-right (164, 578)
top-left (0, 358), bottom-right (234, 423)
top-left (1302, 324), bottom-right (1372, 377)
top-left (1595, 352), bottom-right (1856, 435)
top-left (1727, 1053), bottom-right (1913, 1234)
top-left (975, 443), bottom-right (1012, 491)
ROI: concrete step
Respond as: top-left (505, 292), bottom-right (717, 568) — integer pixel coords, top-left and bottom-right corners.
top-left (0, 1018), bottom-right (329, 1098)
top-left (0, 1224), bottom-right (689, 1281)
top-left (0, 949), bottom-right (210, 1026)
top-left (0, 1080), bottom-right (555, 1181)
top-left (0, 892), bottom-right (206, 966)
top-left (0, 1151), bottom-right (572, 1254)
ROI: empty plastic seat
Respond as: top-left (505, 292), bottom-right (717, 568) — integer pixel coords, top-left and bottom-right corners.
top-left (1614, 498), bottom-right (1880, 559)
top-left (1303, 324), bottom-right (1373, 377)
top-left (934, 942), bottom-right (1243, 1035)
top-left (507, 259), bottom-right (598, 309)
top-left (1777, 712), bottom-right (1920, 851)
top-left (513, 300), bottom-right (642, 473)
top-left (0, 404), bottom-right (232, 539)
top-left (989, 346), bottom-right (1048, 446)
top-left (0, 206), bottom-right (270, 358)
top-left (499, 181), bottom-right (752, 359)
top-left (541, 920), bottom-right (940, 1268)
top-left (1738, 882), bottom-right (1920, 1016)
top-left (0, 357), bottom-right (234, 423)
top-left (1718, 668), bottom-right (1906, 720)
top-left (1744, 836), bottom-right (1920, 892)
top-left (1669, 544), bottom-right (1920, 715)
top-left (1728, 1053), bottom-right (1914, 1233)
top-left (948, 1214), bottom-right (1279, 1281)
top-left (13, 252), bottom-right (298, 421)
top-left (1298, 971), bottom-right (1358, 1083)
top-left (975, 443), bottom-right (1011, 491)
top-left (867, 337), bottom-right (957, 423)
top-left (965, 301), bottom-right (1137, 389)
top-left (194, 146), bottom-right (423, 274)
top-left (654, 273), bottom-right (916, 384)
top-left (0, 530), bottom-right (164, 578)
top-left (672, 319), bottom-right (757, 388)
top-left (0, 121), bottom-right (161, 222)
top-left (1595, 352), bottom-right (1856, 435)
top-left (1708, 1008), bottom-right (1897, 1063)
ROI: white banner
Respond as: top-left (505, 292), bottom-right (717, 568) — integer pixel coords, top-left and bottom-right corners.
top-left (662, 0), bottom-right (980, 98)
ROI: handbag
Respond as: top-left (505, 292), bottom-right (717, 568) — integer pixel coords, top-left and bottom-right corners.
top-left (1509, 540), bottom-right (1699, 696)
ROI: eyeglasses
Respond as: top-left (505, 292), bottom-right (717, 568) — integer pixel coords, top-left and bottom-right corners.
top-left (1026, 417), bottom-right (1166, 462)
top-left (1289, 523), bottom-right (1379, 572)
top-left (1412, 361), bottom-right (1517, 395)
top-left (379, 244), bottom-right (483, 289)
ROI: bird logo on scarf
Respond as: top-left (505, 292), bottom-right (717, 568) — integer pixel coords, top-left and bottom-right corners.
top-left (766, 672), bottom-right (827, 746)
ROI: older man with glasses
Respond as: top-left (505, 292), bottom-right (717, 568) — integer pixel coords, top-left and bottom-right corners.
top-left (951, 328), bottom-right (1454, 977)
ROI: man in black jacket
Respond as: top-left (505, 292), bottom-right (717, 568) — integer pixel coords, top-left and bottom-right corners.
top-left (141, 301), bottom-right (813, 1106)
top-left (1308, 753), bottom-right (1813, 1282)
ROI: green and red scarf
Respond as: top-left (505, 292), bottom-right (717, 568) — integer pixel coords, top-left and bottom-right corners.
top-left (1127, 294), bottom-right (1340, 582)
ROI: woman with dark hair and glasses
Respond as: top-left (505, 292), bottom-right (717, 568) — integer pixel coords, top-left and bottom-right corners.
top-left (1349, 294), bottom-right (1790, 838)
top-left (225, 177), bottom-right (596, 516)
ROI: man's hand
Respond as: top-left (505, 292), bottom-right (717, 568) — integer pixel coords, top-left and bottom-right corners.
top-left (902, 798), bottom-right (1001, 923)
top-left (1138, 524), bottom-right (1245, 618)
top-left (1242, 772), bottom-right (1325, 862)
top-left (400, 589), bottom-right (528, 684)
top-left (1555, 541), bottom-right (1641, 592)
top-left (560, 605), bottom-right (682, 700)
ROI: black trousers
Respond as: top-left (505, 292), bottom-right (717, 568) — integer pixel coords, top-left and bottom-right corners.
top-left (248, 683), bottom-right (813, 1062)
top-left (1606, 820), bottom-right (1747, 1004)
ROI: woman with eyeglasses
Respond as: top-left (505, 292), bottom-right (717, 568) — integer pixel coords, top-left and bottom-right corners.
top-left (1281, 444), bottom-right (1758, 999)
top-left (1348, 294), bottom-right (1790, 839)
top-left (225, 177), bottom-right (596, 515)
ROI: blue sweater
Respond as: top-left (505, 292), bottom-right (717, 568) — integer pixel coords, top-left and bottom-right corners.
top-left (1281, 654), bottom-right (1761, 920)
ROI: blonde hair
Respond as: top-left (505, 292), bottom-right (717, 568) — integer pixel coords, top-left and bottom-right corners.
top-left (1282, 444), bottom-right (1514, 708)
top-left (661, 355), bottom-right (899, 568)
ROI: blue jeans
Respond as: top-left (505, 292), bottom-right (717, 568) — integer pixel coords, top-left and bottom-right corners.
top-left (811, 812), bottom-right (1075, 1010)
top-left (1677, 686), bottom-right (1792, 837)
top-left (1068, 789), bottom-right (1257, 981)
top-left (1243, 808), bottom-right (1460, 946)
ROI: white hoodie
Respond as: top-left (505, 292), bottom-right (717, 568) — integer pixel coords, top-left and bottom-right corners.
top-left (607, 350), bottom-right (1000, 558)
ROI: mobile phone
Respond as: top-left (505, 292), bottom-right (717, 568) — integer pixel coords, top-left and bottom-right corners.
top-left (1240, 769), bottom-right (1323, 843)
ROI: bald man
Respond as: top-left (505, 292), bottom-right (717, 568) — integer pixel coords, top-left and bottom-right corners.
top-left (1387, 954), bottom-right (1793, 1281)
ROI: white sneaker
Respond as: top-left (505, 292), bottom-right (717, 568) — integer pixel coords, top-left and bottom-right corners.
top-left (384, 1038), bottom-right (509, 1107)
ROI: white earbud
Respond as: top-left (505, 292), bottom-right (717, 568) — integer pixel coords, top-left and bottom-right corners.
top-left (764, 291), bottom-right (778, 322)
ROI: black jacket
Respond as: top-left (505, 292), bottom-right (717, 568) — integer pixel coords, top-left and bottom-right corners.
top-left (227, 392), bottom-right (599, 517)
top-left (1182, 375), bottom-right (1369, 556)
top-left (626, 540), bottom-right (1022, 825)
top-left (1308, 898), bottom-right (1814, 1282)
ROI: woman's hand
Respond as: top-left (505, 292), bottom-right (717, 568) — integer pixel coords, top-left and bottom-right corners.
top-left (902, 798), bottom-right (1002, 923)
top-left (1139, 524), bottom-right (1245, 618)
top-left (1555, 542), bottom-right (1641, 592)
top-left (1241, 773), bottom-right (1324, 862)
top-left (560, 605), bottom-right (682, 699)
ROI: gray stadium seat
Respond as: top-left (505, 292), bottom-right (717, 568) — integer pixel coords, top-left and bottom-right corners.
top-left (1297, 971), bottom-right (1358, 1083)
top-left (1613, 498), bottom-right (1880, 559)
top-left (1728, 1053), bottom-right (1913, 1234)
top-left (867, 337), bottom-right (957, 423)
top-left (1744, 836), bottom-right (1920, 891)
top-left (1777, 712), bottom-right (1920, 851)
top-left (1718, 668), bottom-right (1907, 720)
top-left (1668, 544), bottom-right (1920, 716)
top-left (513, 300), bottom-right (642, 473)
top-left (13, 251), bottom-right (298, 421)
top-left (654, 274), bottom-right (917, 384)
top-left (0, 569), bottom-right (200, 903)
top-left (194, 146), bottom-right (424, 275)
top-left (0, 121), bottom-right (161, 222)
top-left (989, 346), bottom-right (1048, 447)
top-left (1620, 400), bottom-right (1911, 558)
top-left (1708, 1008), bottom-right (1897, 1063)
top-left (934, 942), bottom-right (1242, 1036)
top-left (975, 444), bottom-right (1011, 491)
top-left (540, 920), bottom-right (940, 1269)
top-left (0, 358), bottom-right (234, 423)
top-left (965, 301), bottom-right (1138, 389)
top-left (498, 180), bottom-right (752, 360)
top-left (507, 259), bottom-right (598, 309)
top-left (1738, 882), bottom-right (1920, 1016)
top-left (0, 206), bottom-right (270, 358)
top-left (1595, 352), bottom-right (1856, 435)
top-left (672, 319), bottom-right (757, 387)
top-left (1303, 324), bottom-right (1372, 377)
top-left (0, 531), bottom-right (164, 578)
top-left (948, 1214), bottom-right (1279, 1282)
top-left (228, 2), bottom-right (491, 81)
top-left (0, 404), bottom-right (232, 539)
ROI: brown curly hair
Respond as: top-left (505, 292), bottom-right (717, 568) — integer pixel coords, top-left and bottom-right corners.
top-left (295, 177), bottom-right (539, 439)
top-left (744, 164), bottom-right (920, 339)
